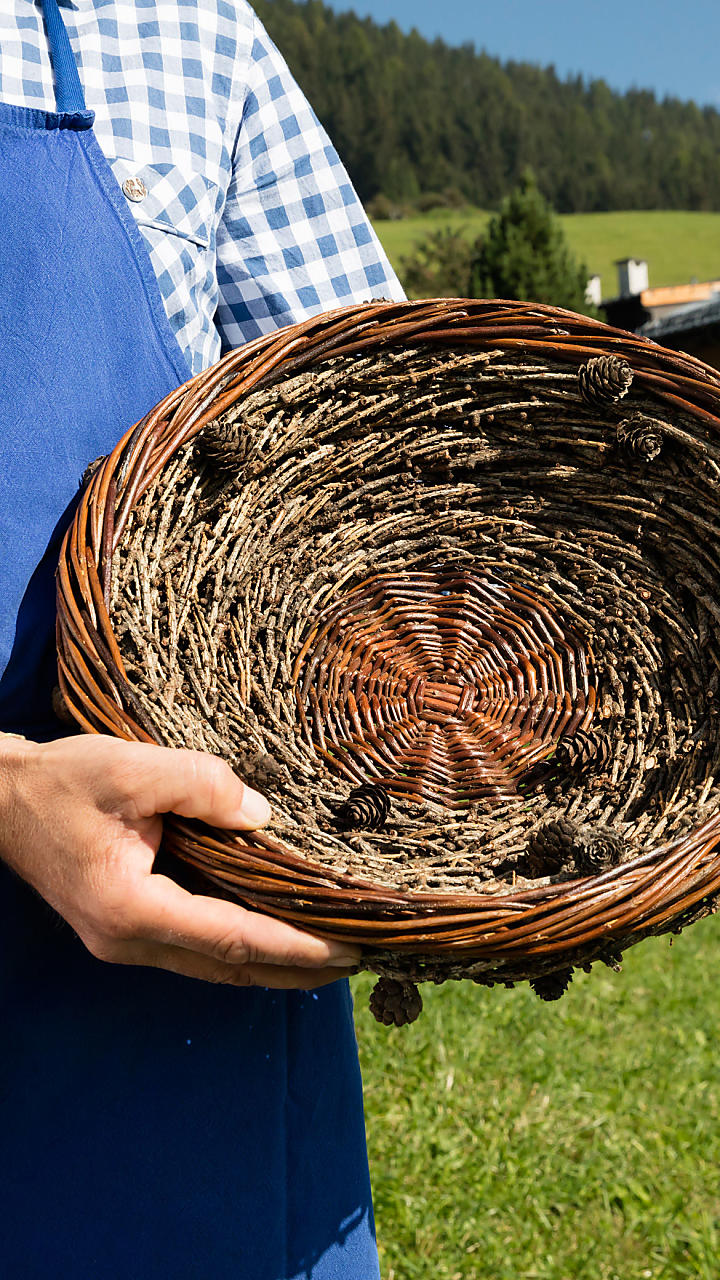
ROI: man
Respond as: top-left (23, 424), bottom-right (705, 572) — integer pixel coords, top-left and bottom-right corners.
top-left (0, 1), bottom-right (403, 1275)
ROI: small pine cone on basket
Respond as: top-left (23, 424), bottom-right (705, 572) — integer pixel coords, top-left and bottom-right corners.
top-left (369, 978), bottom-right (423, 1027)
top-left (616, 414), bottom-right (664, 463)
top-left (554, 729), bottom-right (611, 775)
top-left (526, 817), bottom-right (629, 878)
top-left (195, 419), bottom-right (246, 474)
top-left (331, 784), bottom-right (391, 831)
top-left (80, 453), bottom-right (107, 489)
top-left (531, 968), bottom-right (574, 1002)
top-left (51, 684), bottom-right (75, 726)
top-left (572, 826), bottom-right (629, 875)
top-left (578, 355), bottom-right (633, 408)
top-left (526, 816), bottom-right (578, 877)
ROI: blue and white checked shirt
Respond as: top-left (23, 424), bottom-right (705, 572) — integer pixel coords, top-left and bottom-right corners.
top-left (0, 1), bottom-right (404, 373)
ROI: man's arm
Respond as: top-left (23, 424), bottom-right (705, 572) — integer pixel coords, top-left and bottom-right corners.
top-left (0, 8), bottom-right (397, 989)
top-left (215, 12), bottom-right (404, 350)
top-left (0, 734), bottom-right (358, 985)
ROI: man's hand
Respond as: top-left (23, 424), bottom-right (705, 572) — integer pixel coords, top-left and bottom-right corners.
top-left (0, 734), bottom-right (359, 987)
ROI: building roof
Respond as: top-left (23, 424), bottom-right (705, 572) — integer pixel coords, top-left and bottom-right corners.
top-left (640, 293), bottom-right (720, 340)
top-left (640, 282), bottom-right (720, 308)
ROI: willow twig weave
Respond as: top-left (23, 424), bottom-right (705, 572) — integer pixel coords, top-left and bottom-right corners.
top-left (56, 298), bottom-right (720, 1021)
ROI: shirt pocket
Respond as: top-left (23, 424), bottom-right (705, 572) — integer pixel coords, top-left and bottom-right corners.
top-left (109, 160), bottom-right (220, 250)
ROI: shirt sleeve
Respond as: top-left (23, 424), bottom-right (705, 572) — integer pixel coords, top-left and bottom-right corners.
top-left (214, 15), bottom-right (405, 350)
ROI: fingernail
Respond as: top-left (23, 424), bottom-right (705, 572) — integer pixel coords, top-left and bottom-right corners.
top-left (239, 787), bottom-right (272, 828)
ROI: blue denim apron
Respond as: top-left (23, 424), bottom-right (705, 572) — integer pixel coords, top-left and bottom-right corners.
top-left (0, 3), bottom-right (378, 1276)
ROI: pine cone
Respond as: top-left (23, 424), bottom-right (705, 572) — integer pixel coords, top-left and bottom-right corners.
top-left (80, 454), bottom-right (107, 488)
top-left (526, 816), bottom-right (628, 879)
top-left (572, 825), bottom-right (629, 874)
top-left (369, 978), bottom-right (423, 1026)
top-left (616, 415), bottom-right (663, 462)
top-left (578, 355), bottom-right (633, 408)
top-left (234, 750), bottom-right (285, 790)
top-left (332, 784), bottom-right (391, 831)
top-left (196, 419), bottom-right (245, 474)
top-left (531, 968), bottom-right (573, 1002)
top-left (599, 946), bottom-right (624, 973)
top-left (526, 817), bottom-right (579, 877)
top-left (554, 729), bottom-right (611, 775)
top-left (51, 684), bottom-right (75, 725)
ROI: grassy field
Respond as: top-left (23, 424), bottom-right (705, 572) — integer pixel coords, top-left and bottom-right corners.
top-left (372, 209), bottom-right (720, 300)
top-left (352, 915), bottom-right (720, 1280)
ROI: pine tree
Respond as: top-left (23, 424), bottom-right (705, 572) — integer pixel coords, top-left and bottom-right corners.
top-left (399, 227), bottom-right (479, 299)
top-left (252, 0), bottom-right (720, 215)
top-left (470, 171), bottom-right (592, 311)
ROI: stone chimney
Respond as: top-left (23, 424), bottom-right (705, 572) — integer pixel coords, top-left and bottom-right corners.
top-left (616, 258), bottom-right (649, 298)
top-left (585, 275), bottom-right (602, 308)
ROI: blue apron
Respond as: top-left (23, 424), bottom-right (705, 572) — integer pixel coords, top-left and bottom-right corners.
top-left (0, 4), bottom-right (378, 1277)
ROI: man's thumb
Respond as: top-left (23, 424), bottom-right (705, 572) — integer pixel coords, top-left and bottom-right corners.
top-left (129, 745), bottom-right (271, 829)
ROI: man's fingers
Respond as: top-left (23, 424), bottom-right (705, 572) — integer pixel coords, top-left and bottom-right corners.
top-left (121, 744), bottom-right (271, 830)
top-left (115, 941), bottom-right (355, 990)
top-left (131, 874), bottom-right (360, 969)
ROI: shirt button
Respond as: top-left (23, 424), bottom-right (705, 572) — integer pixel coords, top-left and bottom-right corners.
top-left (122, 177), bottom-right (147, 203)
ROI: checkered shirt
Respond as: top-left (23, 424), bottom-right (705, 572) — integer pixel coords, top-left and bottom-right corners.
top-left (0, 1), bottom-right (404, 374)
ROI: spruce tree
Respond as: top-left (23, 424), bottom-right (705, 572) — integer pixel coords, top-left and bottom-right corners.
top-left (470, 171), bottom-right (592, 311)
top-left (400, 227), bottom-right (479, 299)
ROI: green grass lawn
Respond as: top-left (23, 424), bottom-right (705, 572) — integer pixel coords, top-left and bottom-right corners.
top-left (372, 209), bottom-right (720, 301)
top-left (352, 915), bottom-right (720, 1279)
top-left (371, 207), bottom-right (490, 275)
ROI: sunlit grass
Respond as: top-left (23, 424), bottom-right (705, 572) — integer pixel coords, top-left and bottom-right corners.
top-left (352, 915), bottom-right (720, 1279)
top-left (372, 208), bottom-right (720, 301)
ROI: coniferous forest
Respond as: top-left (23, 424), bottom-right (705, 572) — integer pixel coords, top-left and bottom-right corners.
top-left (253, 0), bottom-right (720, 213)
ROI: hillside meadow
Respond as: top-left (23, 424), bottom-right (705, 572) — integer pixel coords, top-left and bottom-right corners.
top-left (373, 209), bottom-right (720, 300)
top-left (352, 914), bottom-right (720, 1280)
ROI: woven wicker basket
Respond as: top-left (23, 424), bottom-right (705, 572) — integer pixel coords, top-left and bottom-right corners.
top-left (56, 298), bottom-right (720, 1024)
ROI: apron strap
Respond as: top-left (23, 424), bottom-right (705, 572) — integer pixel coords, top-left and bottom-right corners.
top-left (41, 0), bottom-right (88, 114)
